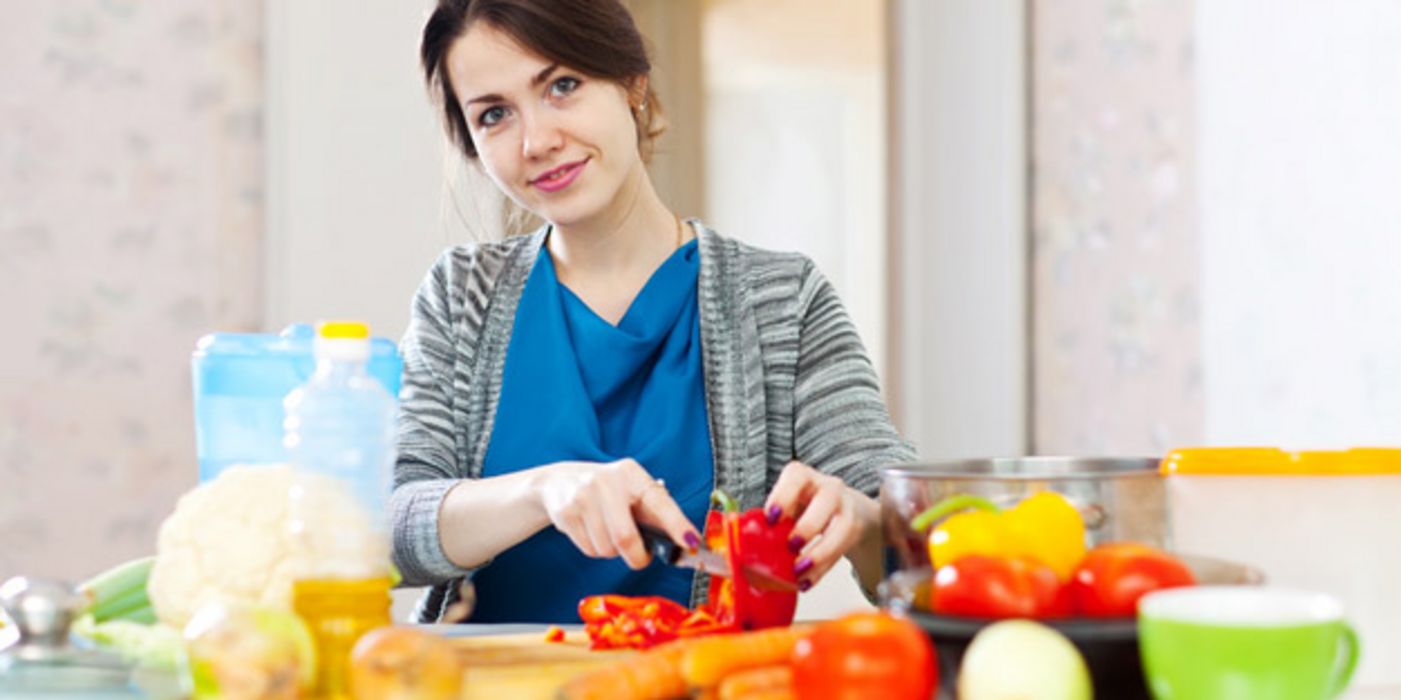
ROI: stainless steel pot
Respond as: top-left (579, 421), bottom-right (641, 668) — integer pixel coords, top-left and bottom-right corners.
top-left (879, 457), bottom-right (1168, 573)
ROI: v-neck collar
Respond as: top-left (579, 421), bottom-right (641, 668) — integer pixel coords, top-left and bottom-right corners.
top-left (549, 239), bottom-right (699, 331)
top-left (541, 226), bottom-right (699, 329)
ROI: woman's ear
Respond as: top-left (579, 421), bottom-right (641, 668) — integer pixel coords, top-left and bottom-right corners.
top-left (628, 75), bottom-right (650, 110)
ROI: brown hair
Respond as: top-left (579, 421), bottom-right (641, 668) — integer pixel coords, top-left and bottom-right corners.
top-left (421, 0), bottom-right (666, 162)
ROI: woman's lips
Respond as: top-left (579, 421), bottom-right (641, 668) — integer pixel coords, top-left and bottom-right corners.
top-left (531, 159), bottom-right (587, 193)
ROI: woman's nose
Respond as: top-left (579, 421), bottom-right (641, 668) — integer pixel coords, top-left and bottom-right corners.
top-left (520, 111), bottom-right (563, 160)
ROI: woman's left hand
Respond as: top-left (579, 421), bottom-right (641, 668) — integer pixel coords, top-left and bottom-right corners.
top-left (764, 461), bottom-right (881, 590)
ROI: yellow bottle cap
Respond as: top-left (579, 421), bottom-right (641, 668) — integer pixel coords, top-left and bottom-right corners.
top-left (317, 321), bottom-right (370, 340)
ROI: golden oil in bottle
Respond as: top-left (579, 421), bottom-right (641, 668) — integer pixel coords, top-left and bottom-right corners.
top-left (291, 576), bottom-right (392, 700)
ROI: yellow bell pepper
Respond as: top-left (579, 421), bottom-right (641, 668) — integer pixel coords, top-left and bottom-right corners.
top-left (912, 491), bottom-right (1087, 581)
top-left (1001, 492), bottom-right (1087, 580)
top-left (928, 508), bottom-right (1009, 565)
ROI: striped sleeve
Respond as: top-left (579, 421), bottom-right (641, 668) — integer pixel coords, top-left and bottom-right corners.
top-left (791, 261), bottom-right (917, 496)
top-left (390, 249), bottom-right (475, 586)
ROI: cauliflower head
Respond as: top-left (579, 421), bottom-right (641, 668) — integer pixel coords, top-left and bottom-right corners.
top-left (147, 463), bottom-right (388, 629)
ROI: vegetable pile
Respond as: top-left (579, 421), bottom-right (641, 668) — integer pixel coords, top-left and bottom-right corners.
top-left (914, 491), bottom-right (1196, 618)
top-left (580, 491), bottom-right (799, 650)
top-left (67, 463), bottom-right (398, 696)
top-left (564, 610), bottom-right (936, 700)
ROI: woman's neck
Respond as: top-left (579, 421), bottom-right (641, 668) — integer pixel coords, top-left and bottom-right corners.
top-left (547, 166), bottom-right (682, 282)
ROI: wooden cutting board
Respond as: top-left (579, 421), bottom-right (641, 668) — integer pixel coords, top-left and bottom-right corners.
top-left (450, 630), bottom-right (633, 699)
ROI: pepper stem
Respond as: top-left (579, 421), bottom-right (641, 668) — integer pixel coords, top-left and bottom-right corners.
top-left (710, 489), bottom-right (740, 514)
top-left (910, 494), bottom-right (1000, 533)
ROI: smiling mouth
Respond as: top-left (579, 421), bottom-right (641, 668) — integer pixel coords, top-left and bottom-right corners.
top-left (530, 159), bottom-right (588, 188)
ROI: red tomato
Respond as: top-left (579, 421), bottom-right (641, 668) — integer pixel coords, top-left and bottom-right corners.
top-left (1069, 542), bottom-right (1196, 617)
top-left (792, 611), bottom-right (937, 700)
top-left (932, 555), bottom-right (1071, 618)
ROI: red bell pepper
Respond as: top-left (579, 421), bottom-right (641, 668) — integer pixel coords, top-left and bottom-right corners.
top-left (579, 490), bottom-right (800, 649)
top-left (704, 490), bottom-right (799, 631)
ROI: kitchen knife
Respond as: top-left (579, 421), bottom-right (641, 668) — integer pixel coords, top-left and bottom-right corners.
top-left (638, 524), bottom-right (798, 593)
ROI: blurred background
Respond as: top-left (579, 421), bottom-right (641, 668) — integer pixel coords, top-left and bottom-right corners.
top-left (3, 0), bottom-right (1400, 617)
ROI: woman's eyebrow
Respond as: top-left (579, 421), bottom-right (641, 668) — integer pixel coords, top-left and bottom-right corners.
top-left (530, 63), bottom-right (560, 87)
top-left (465, 63), bottom-right (560, 106)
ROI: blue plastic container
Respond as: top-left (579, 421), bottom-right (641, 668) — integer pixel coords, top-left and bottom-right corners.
top-left (191, 324), bottom-right (402, 482)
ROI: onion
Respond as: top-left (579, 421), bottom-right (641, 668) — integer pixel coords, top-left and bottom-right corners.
top-left (183, 604), bottom-right (316, 700)
top-left (349, 626), bottom-right (463, 700)
top-left (957, 620), bottom-right (1092, 700)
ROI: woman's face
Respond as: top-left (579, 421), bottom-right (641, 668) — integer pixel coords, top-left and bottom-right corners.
top-left (446, 23), bottom-right (645, 227)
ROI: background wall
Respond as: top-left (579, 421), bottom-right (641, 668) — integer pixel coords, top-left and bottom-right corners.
top-left (889, 0), bottom-right (1028, 460)
top-left (1031, 0), bottom-right (1202, 454)
top-left (264, 0), bottom-right (465, 341)
top-left (0, 0), bottom-right (263, 581)
top-left (1196, 0), bottom-right (1401, 448)
top-left (1030, 0), bottom-right (1401, 453)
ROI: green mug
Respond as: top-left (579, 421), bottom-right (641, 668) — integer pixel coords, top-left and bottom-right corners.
top-left (1139, 586), bottom-right (1360, 700)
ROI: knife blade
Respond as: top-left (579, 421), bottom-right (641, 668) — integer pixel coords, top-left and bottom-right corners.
top-left (639, 524), bottom-right (798, 593)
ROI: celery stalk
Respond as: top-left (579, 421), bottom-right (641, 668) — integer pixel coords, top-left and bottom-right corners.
top-left (116, 604), bottom-right (157, 625)
top-left (78, 556), bottom-right (155, 621)
top-left (90, 583), bottom-right (150, 622)
top-left (73, 615), bottom-right (185, 672)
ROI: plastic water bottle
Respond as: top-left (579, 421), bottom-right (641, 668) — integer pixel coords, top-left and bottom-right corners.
top-left (283, 321), bottom-right (396, 700)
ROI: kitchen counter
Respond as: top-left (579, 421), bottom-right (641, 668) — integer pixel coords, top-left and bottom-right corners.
top-left (431, 624), bottom-right (629, 700)
top-left (8, 623), bottom-right (1394, 699)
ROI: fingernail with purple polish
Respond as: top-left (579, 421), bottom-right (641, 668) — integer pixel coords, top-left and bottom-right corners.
top-left (788, 536), bottom-right (806, 554)
top-left (794, 557), bottom-right (814, 576)
top-left (684, 531), bottom-right (701, 550)
top-left (798, 579), bottom-right (813, 592)
top-left (765, 504), bottom-right (782, 525)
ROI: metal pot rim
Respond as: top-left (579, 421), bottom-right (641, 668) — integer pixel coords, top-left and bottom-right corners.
top-left (880, 456), bottom-right (1161, 480)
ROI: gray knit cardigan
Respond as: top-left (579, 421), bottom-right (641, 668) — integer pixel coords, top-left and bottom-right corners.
top-left (390, 221), bottom-right (916, 622)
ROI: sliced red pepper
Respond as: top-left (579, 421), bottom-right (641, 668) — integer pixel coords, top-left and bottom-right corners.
top-left (578, 595), bottom-right (694, 649)
top-left (578, 490), bottom-right (800, 649)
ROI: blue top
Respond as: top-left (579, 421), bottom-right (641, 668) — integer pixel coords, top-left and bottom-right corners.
top-left (471, 237), bottom-right (715, 623)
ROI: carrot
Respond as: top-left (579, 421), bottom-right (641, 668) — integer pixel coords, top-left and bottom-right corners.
top-left (559, 640), bottom-right (690, 700)
top-left (723, 691), bottom-right (794, 700)
top-left (722, 688), bottom-right (790, 700)
top-left (679, 626), bottom-right (812, 688)
top-left (718, 665), bottom-right (794, 700)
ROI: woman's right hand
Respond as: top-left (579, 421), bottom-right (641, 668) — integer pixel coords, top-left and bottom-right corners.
top-left (536, 458), bottom-right (701, 570)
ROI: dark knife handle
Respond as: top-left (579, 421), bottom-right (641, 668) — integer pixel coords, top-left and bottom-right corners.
top-left (638, 523), bottom-right (683, 566)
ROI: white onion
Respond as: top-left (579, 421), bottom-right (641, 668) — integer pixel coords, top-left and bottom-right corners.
top-left (957, 620), bottom-right (1093, 700)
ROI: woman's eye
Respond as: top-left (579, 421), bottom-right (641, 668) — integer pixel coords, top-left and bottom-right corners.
top-left (477, 106), bottom-right (506, 128)
top-left (549, 76), bottom-right (581, 97)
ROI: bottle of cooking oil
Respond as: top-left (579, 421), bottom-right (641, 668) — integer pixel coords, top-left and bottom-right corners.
top-left (284, 321), bottom-right (396, 700)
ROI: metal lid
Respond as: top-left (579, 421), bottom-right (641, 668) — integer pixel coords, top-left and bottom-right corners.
top-left (881, 456), bottom-right (1161, 480)
top-left (0, 577), bottom-right (139, 695)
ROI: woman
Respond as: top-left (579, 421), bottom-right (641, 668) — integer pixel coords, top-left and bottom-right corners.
top-left (391, 0), bottom-right (915, 623)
